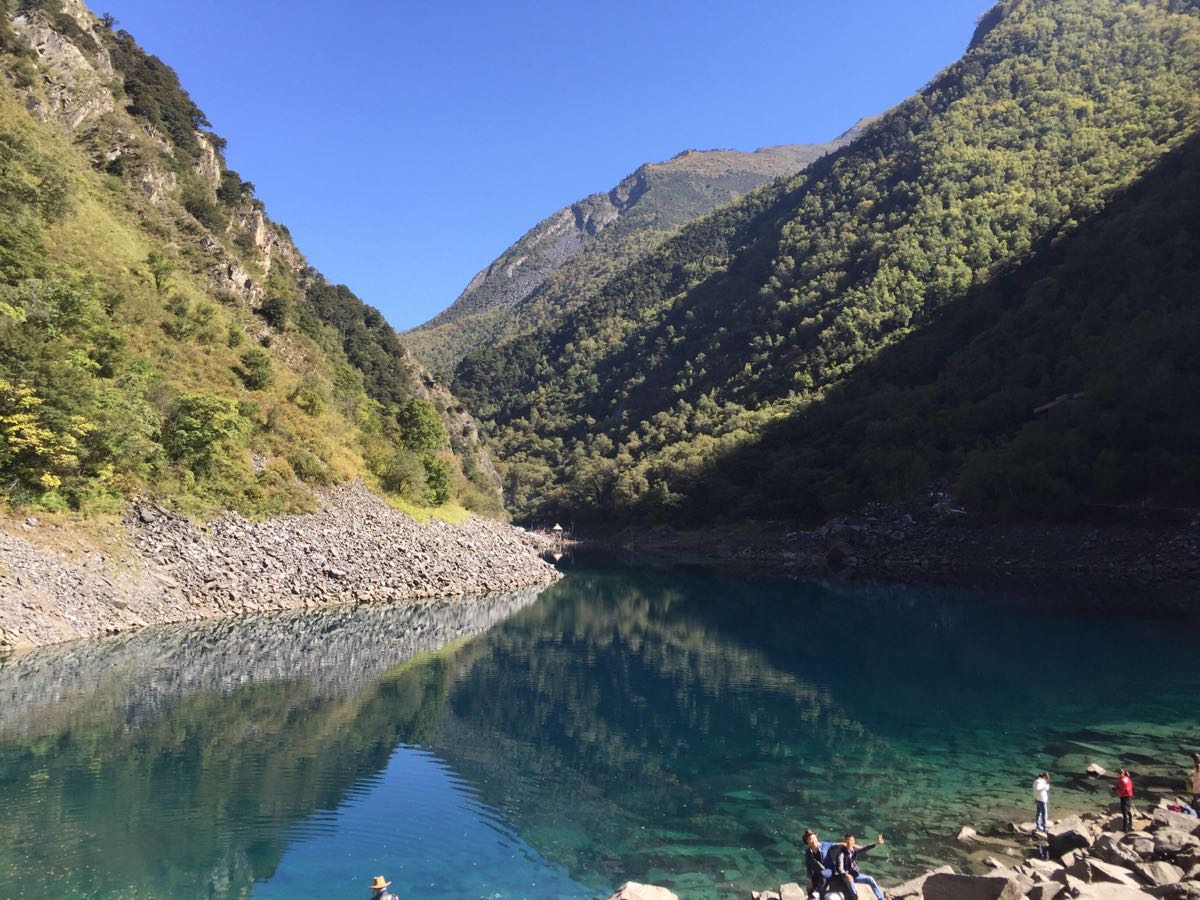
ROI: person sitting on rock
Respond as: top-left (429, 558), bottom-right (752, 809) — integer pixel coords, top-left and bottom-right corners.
top-left (1033, 771), bottom-right (1050, 833)
top-left (832, 833), bottom-right (886, 900)
top-left (368, 874), bottom-right (399, 900)
top-left (802, 829), bottom-right (835, 898)
top-left (1113, 768), bottom-right (1135, 832)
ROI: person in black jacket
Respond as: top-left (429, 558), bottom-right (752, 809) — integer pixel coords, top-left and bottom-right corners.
top-left (802, 829), bottom-right (833, 898)
top-left (833, 833), bottom-right (886, 900)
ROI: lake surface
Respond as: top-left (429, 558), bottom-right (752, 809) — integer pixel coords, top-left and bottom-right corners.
top-left (1, 562), bottom-right (1198, 899)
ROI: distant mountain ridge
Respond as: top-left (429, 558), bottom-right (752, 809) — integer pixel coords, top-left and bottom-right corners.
top-left (405, 121), bottom-right (872, 373)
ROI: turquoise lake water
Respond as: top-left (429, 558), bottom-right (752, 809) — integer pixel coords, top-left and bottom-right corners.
top-left (0, 562), bottom-right (1197, 899)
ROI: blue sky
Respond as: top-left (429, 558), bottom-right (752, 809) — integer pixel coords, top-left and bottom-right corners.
top-left (91, 0), bottom-right (995, 331)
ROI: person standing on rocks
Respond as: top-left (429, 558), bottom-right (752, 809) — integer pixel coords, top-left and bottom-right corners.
top-left (1113, 768), bottom-right (1135, 831)
top-left (833, 833), bottom-right (886, 900)
top-left (1189, 752), bottom-right (1200, 812)
top-left (1033, 771), bottom-right (1050, 833)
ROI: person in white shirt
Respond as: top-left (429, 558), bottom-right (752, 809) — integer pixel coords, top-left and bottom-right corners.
top-left (1190, 752), bottom-right (1199, 812)
top-left (1034, 771), bottom-right (1051, 832)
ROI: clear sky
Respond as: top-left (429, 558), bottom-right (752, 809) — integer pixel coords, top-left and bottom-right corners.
top-left (89, 0), bottom-right (996, 331)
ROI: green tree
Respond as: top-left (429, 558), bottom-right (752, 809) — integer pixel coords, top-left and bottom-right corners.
top-left (234, 348), bottom-right (273, 390)
top-left (257, 294), bottom-right (291, 332)
top-left (422, 454), bottom-right (451, 505)
top-left (396, 397), bottom-right (445, 453)
top-left (146, 250), bottom-right (174, 296)
top-left (161, 393), bottom-right (244, 473)
top-left (288, 380), bottom-right (326, 417)
top-left (377, 448), bottom-right (425, 500)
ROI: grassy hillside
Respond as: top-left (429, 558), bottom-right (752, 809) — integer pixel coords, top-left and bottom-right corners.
top-left (0, 0), bottom-right (502, 519)
top-left (451, 0), bottom-right (1200, 526)
top-left (404, 125), bottom-right (869, 376)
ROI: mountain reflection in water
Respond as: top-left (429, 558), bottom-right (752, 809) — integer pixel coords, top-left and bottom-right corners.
top-left (0, 567), bottom-right (1197, 899)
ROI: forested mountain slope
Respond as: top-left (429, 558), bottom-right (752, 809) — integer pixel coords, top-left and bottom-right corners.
top-left (452, 0), bottom-right (1200, 526)
top-left (405, 122), bottom-right (870, 375)
top-left (704, 129), bottom-right (1200, 522)
top-left (0, 0), bottom-right (501, 518)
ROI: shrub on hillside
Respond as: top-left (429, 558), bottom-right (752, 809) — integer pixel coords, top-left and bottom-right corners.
top-left (397, 397), bottom-right (445, 453)
top-left (234, 348), bottom-right (273, 390)
top-left (161, 393), bottom-right (244, 473)
top-left (421, 454), bottom-right (451, 506)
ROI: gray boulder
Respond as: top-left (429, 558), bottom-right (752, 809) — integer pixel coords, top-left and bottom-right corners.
top-left (1096, 833), bottom-right (1150, 868)
top-left (1137, 862), bottom-right (1184, 886)
top-left (1052, 867), bottom-right (1093, 892)
top-left (1051, 829), bottom-right (1096, 857)
top-left (921, 872), bottom-right (1028, 900)
top-left (1066, 856), bottom-right (1143, 886)
top-left (891, 865), bottom-right (953, 898)
top-left (1155, 830), bottom-right (1200, 857)
top-left (1148, 883), bottom-right (1200, 899)
top-left (1050, 819), bottom-right (1096, 857)
top-left (1028, 885), bottom-right (1066, 900)
top-left (1153, 810), bottom-right (1200, 835)
top-left (1126, 833), bottom-right (1158, 857)
top-left (1019, 858), bottom-right (1065, 883)
top-left (1071, 886), bottom-right (1157, 899)
top-left (1087, 859), bottom-right (1143, 886)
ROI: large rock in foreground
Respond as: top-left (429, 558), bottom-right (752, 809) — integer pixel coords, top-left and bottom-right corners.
top-left (922, 872), bottom-right (1031, 900)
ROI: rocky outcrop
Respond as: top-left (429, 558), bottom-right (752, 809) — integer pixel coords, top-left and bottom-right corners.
top-left (12, 3), bottom-right (114, 130)
top-left (133, 164), bottom-right (177, 205)
top-left (740, 803), bottom-right (1200, 900)
top-left (194, 131), bottom-right (222, 189)
top-left (0, 480), bottom-right (559, 652)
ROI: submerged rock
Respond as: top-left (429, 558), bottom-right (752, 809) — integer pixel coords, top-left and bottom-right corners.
top-left (608, 883), bottom-right (678, 900)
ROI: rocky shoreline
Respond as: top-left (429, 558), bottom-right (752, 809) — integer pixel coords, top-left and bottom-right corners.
top-left (602, 503), bottom-right (1200, 608)
top-left (0, 481), bottom-right (561, 652)
top-left (607, 800), bottom-right (1200, 900)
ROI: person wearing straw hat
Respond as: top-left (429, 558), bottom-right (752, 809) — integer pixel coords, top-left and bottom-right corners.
top-left (368, 875), bottom-right (398, 900)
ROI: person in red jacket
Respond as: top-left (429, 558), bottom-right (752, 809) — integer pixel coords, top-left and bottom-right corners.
top-left (1113, 769), bottom-right (1135, 831)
